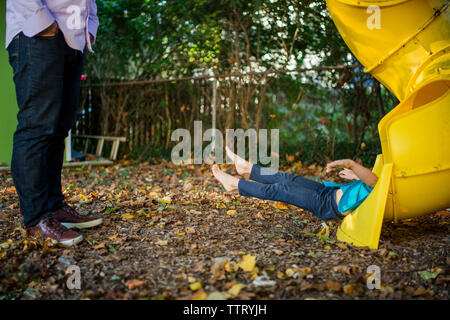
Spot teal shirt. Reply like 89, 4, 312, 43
323, 180, 373, 213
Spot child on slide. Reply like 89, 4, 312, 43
212, 147, 379, 220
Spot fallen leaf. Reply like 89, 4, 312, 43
264, 265, 275, 271
274, 202, 288, 210
417, 270, 438, 280
436, 276, 450, 285
228, 283, 245, 297
92, 242, 105, 249
332, 265, 355, 275
126, 279, 147, 290
120, 213, 135, 220
300, 281, 313, 291
285, 268, 295, 278
155, 239, 168, 246
192, 289, 208, 300
432, 268, 443, 275
206, 291, 229, 300
0, 242, 10, 249
326, 280, 341, 292
380, 284, 394, 294
238, 254, 256, 272
343, 284, 356, 295
249, 266, 259, 280
189, 282, 202, 291
183, 183, 194, 192
224, 260, 238, 273
298, 267, 312, 275
159, 196, 172, 204
210, 260, 227, 280
285, 154, 294, 162
192, 261, 205, 273
412, 286, 428, 297
273, 249, 283, 255
255, 212, 265, 220
186, 227, 196, 234
316, 225, 330, 242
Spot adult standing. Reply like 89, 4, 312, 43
6, 1, 103, 246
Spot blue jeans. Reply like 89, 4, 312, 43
7, 31, 84, 227
238, 165, 344, 220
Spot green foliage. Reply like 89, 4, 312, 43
80, 0, 396, 166
86, 0, 350, 80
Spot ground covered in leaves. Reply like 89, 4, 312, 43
0, 160, 449, 300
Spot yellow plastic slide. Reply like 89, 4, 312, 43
325, 0, 450, 249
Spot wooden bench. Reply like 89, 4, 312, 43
72, 134, 127, 161
0, 134, 127, 171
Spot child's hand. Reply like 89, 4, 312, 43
326, 159, 354, 173
339, 168, 359, 180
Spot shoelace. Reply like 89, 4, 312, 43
42, 217, 68, 237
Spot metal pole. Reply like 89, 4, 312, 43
211, 78, 217, 153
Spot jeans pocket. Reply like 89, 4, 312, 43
7, 35, 20, 75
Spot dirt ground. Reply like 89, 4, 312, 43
0, 160, 448, 300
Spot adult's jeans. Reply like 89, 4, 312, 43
238, 165, 344, 220
7, 31, 84, 227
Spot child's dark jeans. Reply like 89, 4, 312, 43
7, 32, 84, 227
238, 165, 344, 220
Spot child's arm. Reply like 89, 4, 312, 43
326, 159, 378, 187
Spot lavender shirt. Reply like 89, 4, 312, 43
5, 0, 99, 52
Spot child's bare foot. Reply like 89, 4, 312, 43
225, 146, 252, 176
212, 164, 239, 192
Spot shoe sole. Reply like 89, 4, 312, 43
61, 218, 104, 230
59, 234, 84, 247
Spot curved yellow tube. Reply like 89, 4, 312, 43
326, 0, 449, 100
326, 0, 450, 248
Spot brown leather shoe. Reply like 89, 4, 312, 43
52, 204, 103, 229
27, 217, 83, 247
